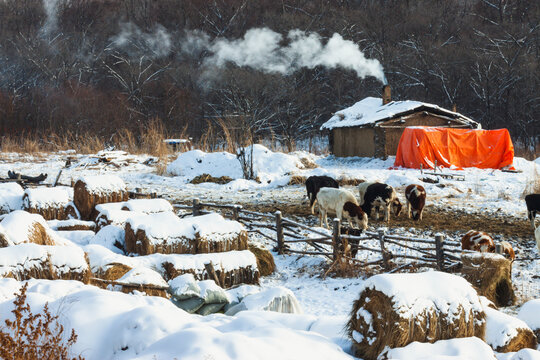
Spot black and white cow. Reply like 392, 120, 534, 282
305, 175, 339, 214
525, 194, 540, 229
359, 182, 402, 222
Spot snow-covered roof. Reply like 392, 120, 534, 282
321, 97, 480, 130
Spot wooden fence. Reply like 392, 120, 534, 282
171, 198, 506, 272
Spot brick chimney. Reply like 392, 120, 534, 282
382, 85, 391, 105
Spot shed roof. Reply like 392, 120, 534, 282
320, 97, 480, 130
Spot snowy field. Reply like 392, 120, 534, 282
0, 146, 539, 359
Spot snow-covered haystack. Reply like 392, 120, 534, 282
248, 243, 275, 276
225, 286, 303, 316
64, 201, 80, 219
484, 305, 537, 352
518, 300, 540, 340
0, 210, 58, 246
48, 219, 96, 231
94, 202, 144, 231
0, 243, 90, 282
114, 267, 169, 298
73, 175, 128, 220
120, 198, 173, 214
22, 186, 73, 220
461, 252, 515, 307
85, 245, 259, 288
0, 182, 24, 214
347, 271, 486, 360
379, 337, 497, 360
125, 212, 248, 256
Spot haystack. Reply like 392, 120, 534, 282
120, 198, 173, 214
484, 306, 537, 353
48, 219, 96, 231
22, 187, 73, 220
461, 252, 515, 307
64, 202, 80, 220
114, 267, 169, 298
160, 250, 259, 288
0, 243, 91, 283
95, 204, 144, 232
248, 243, 275, 276
125, 212, 248, 256
73, 175, 128, 220
517, 299, 540, 341
0, 182, 24, 214
338, 176, 365, 186
288, 175, 306, 185
0, 210, 57, 246
347, 271, 486, 360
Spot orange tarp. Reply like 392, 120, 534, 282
394, 127, 514, 170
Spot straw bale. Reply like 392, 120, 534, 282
22, 188, 72, 221
190, 174, 233, 184
64, 202, 80, 220
461, 252, 515, 307
248, 243, 275, 276
102, 263, 132, 280
95, 208, 136, 232
338, 177, 365, 186
347, 272, 486, 360
48, 219, 95, 231
73, 177, 128, 220
120, 198, 173, 214
288, 175, 307, 185
0, 244, 91, 283
125, 212, 248, 256
485, 306, 537, 353
1, 210, 57, 246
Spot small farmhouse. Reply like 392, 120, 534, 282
320, 86, 480, 158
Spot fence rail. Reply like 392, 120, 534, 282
172, 198, 513, 273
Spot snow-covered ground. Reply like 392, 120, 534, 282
0, 146, 539, 359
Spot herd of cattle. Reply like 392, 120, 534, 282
305, 175, 540, 261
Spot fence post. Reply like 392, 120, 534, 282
435, 234, 445, 271
151, 192, 157, 199
232, 205, 241, 221
378, 229, 391, 270
275, 211, 284, 255
495, 243, 503, 255
332, 218, 341, 262
193, 198, 200, 216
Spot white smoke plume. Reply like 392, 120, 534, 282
111, 23, 172, 58
40, 0, 60, 37
194, 28, 385, 83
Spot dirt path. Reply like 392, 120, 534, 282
240, 203, 535, 240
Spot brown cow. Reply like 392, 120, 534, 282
405, 184, 426, 221
461, 230, 495, 253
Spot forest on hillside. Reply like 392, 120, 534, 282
0, 0, 538, 152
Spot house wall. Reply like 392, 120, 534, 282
330, 112, 473, 158
332, 127, 375, 157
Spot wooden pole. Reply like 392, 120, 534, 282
53, 169, 63, 187
378, 229, 391, 270
435, 234, 445, 271
275, 211, 284, 255
193, 198, 200, 216
204, 261, 222, 287
332, 218, 341, 262
232, 205, 241, 221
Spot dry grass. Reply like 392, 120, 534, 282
190, 174, 233, 184
461, 253, 516, 307
288, 175, 307, 185
347, 287, 486, 360
248, 243, 275, 276
495, 326, 537, 353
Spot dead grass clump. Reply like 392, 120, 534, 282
461, 253, 515, 307
288, 175, 306, 185
0, 283, 84, 360
248, 243, 275, 276
299, 157, 319, 169
347, 287, 485, 360
190, 174, 233, 185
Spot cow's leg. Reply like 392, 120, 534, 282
385, 204, 390, 223
310, 195, 316, 214
407, 201, 411, 218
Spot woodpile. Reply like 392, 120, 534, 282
73, 175, 128, 220
0, 243, 91, 283
347, 272, 486, 360
22, 187, 72, 220
461, 252, 515, 307
125, 212, 248, 256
